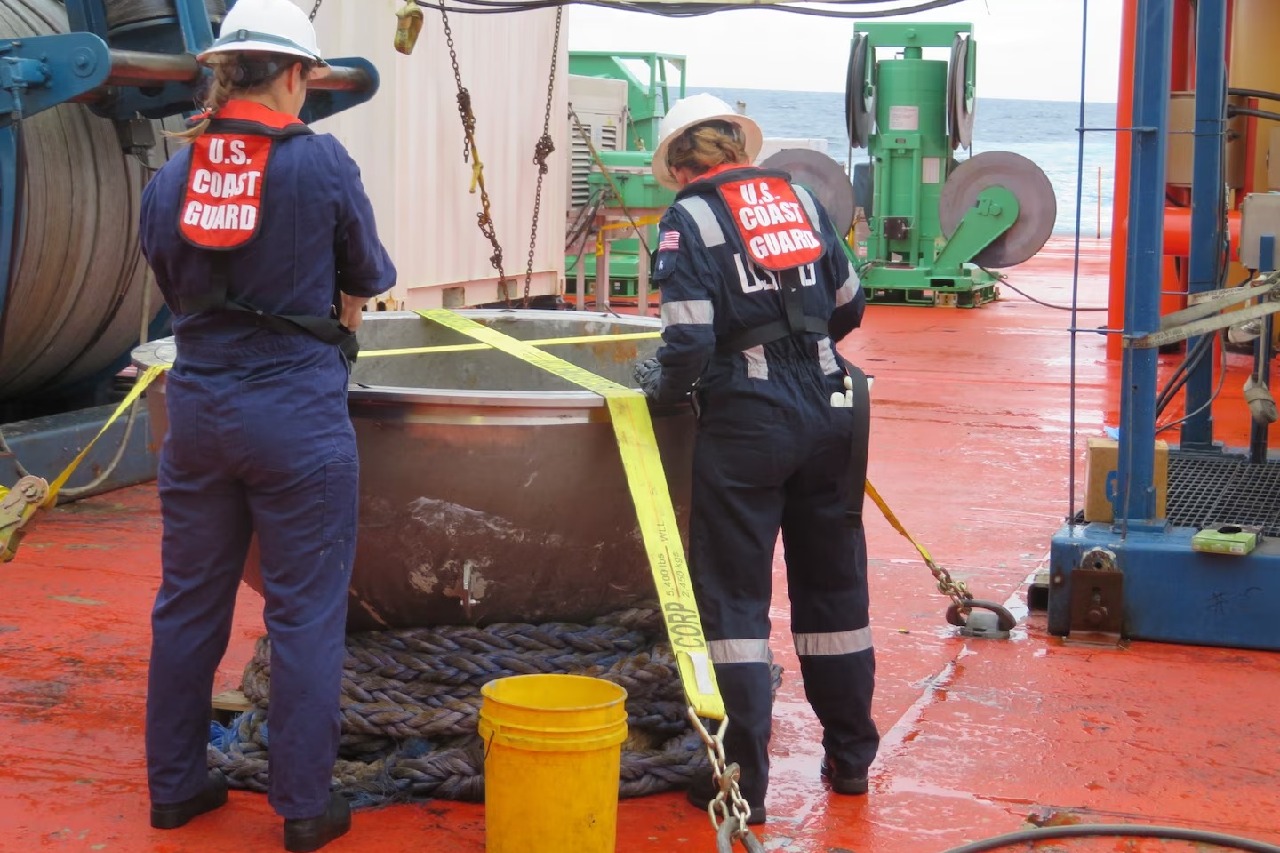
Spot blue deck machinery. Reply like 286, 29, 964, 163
1049, 0, 1280, 651
0, 0, 376, 501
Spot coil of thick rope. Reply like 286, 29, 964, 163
207, 605, 782, 807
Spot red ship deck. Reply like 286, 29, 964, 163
3, 236, 1278, 852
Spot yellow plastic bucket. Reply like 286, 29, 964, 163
478, 673, 629, 853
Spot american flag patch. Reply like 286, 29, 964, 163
658, 230, 680, 252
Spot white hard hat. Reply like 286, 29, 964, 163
198, 0, 327, 69
651, 93, 763, 191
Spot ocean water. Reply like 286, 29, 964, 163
693, 88, 1119, 237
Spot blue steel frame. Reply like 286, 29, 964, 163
1179, 0, 1228, 450
1048, 0, 1280, 652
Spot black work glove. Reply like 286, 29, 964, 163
633, 357, 663, 402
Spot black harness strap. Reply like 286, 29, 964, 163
182, 254, 359, 363
716, 316, 829, 353
717, 269, 829, 353
845, 361, 871, 528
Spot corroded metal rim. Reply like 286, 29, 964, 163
132, 309, 658, 410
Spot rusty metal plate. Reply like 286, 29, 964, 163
1069, 567, 1125, 635
938, 150, 1057, 268
760, 148, 857, 238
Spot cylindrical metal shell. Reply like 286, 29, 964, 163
133, 310, 695, 630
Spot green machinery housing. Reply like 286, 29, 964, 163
565, 52, 681, 300
848, 23, 1056, 307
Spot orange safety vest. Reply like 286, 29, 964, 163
179, 100, 312, 250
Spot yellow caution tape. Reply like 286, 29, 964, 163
359, 331, 659, 359
417, 308, 724, 720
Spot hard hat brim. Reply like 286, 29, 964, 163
651, 112, 763, 191
197, 41, 328, 69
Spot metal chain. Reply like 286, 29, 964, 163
686, 708, 761, 849
521, 7, 563, 307
864, 483, 971, 612
436, 0, 508, 295
308, 0, 323, 22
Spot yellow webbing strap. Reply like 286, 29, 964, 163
359, 331, 659, 359
416, 308, 724, 720
43, 365, 170, 506
1, 364, 166, 549
864, 480, 936, 566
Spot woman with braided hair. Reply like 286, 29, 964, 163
137, 0, 394, 849
634, 93, 878, 825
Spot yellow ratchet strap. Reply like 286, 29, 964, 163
416, 309, 724, 721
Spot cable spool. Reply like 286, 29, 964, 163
938, 151, 1056, 268
946, 34, 975, 150
0, 0, 177, 401
105, 0, 226, 34
844, 32, 873, 149
759, 148, 856, 238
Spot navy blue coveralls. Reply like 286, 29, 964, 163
138, 100, 395, 820
649, 164, 878, 808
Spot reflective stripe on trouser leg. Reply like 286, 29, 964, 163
781, 405, 880, 774
147, 450, 253, 804
247, 454, 358, 820
687, 412, 793, 808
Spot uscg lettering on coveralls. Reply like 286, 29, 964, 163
717, 177, 822, 272
180, 134, 272, 249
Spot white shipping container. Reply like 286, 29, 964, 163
304, 0, 569, 308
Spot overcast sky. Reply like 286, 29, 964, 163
567, 0, 1123, 103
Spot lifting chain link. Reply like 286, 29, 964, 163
308, 0, 323, 22
520, 8, 562, 307
437, 0, 509, 295
686, 708, 764, 852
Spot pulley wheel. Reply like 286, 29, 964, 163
845, 33, 873, 149
760, 148, 857, 237
946, 34, 975, 150
938, 151, 1056, 268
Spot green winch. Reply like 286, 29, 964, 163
848, 23, 1057, 307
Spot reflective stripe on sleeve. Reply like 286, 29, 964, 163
661, 299, 714, 327
835, 265, 861, 307
675, 196, 727, 248
794, 185, 822, 230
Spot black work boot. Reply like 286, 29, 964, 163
284, 793, 351, 853
150, 770, 229, 829
820, 754, 869, 795
685, 773, 766, 825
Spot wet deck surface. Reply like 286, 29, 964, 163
3, 237, 1279, 852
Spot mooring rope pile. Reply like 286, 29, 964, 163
208, 606, 780, 807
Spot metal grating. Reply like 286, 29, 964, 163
1166, 450, 1280, 536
